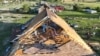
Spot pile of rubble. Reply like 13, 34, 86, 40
9, 6, 96, 56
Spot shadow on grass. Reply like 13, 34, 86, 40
0, 21, 22, 56
0, 9, 37, 15
0, 12, 35, 56
88, 29, 100, 42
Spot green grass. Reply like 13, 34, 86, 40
16, 17, 32, 24
0, 1, 35, 8
64, 2, 100, 8
68, 19, 100, 28
57, 11, 99, 18
78, 2, 100, 8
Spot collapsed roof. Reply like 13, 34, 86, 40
9, 7, 96, 56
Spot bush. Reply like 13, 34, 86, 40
22, 4, 30, 13
73, 4, 81, 11
84, 7, 91, 9
95, 7, 100, 12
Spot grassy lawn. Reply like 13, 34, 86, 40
0, 1, 35, 9
15, 15, 34, 24
67, 18, 100, 40
64, 2, 100, 8
67, 18, 100, 28
78, 2, 100, 8
57, 11, 100, 18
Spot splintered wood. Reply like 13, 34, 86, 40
13, 49, 23, 56
54, 31, 70, 44
13, 41, 95, 56
12, 27, 94, 56
43, 39, 56, 46
19, 35, 35, 45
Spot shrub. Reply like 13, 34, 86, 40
73, 4, 81, 11
84, 7, 91, 9
22, 4, 30, 13
95, 7, 100, 12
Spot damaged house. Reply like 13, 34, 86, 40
8, 5, 96, 56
